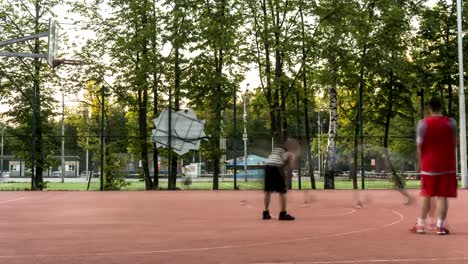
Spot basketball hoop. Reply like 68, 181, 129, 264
0, 18, 83, 69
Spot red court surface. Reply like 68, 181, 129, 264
1, 190, 467, 264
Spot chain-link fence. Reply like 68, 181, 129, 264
0, 127, 430, 191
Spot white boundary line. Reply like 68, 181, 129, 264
0, 209, 403, 258
0, 197, 25, 205
250, 256, 468, 264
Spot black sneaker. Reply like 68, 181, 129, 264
279, 211, 295, 221
263, 210, 272, 220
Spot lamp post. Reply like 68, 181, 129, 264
457, 0, 468, 188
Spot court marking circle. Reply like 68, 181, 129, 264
0, 209, 403, 258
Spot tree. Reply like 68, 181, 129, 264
67, 81, 130, 190
298, 0, 317, 189
186, 0, 243, 189
366, 0, 420, 187
0, 0, 61, 190
245, 0, 306, 143
70, 0, 168, 190
415, 0, 458, 116
315, 0, 358, 189
160, 0, 194, 190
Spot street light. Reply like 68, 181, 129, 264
457, 0, 468, 188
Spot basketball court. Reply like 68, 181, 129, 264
1, 190, 467, 264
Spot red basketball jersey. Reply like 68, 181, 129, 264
420, 117, 456, 174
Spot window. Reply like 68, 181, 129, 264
68, 164, 75, 171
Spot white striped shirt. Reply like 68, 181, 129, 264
266, 148, 286, 167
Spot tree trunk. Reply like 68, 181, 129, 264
324, 63, 338, 189
169, 1, 181, 190
212, 5, 225, 190
138, 88, 152, 190
303, 101, 315, 189
272, 1, 285, 140
212, 107, 221, 190
259, 0, 277, 142
351, 111, 359, 189
384, 72, 403, 188
104, 108, 112, 188
152, 0, 159, 189
354, 0, 374, 190
138, 6, 153, 191
299, 5, 315, 189
33, 1, 43, 190
438, 82, 444, 110
445, 11, 453, 117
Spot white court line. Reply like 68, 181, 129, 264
0, 197, 25, 205
0, 210, 355, 225
315, 209, 356, 217
0, 209, 403, 258
250, 256, 468, 264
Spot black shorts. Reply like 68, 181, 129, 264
264, 165, 287, 193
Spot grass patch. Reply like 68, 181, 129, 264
0, 179, 425, 191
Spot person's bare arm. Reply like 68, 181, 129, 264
284, 152, 297, 170
416, 120, 425, 171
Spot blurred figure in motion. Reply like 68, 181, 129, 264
410, 97, 457, 235
263, 138, 299, 221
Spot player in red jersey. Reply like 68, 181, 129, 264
410, 97, 457, 235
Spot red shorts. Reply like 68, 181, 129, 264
420, 174, 458, 198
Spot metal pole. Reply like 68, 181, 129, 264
220, 111, 226, 181
61, 91, 65, 183
359, 79, 365, 190
233, 87, 237, 190
457, 0, 468, 188
243, 90, 248, 182
296, 91, 301, 190
31, 82, 36, 190
86, 127, 89, 180
86, 107, 90, 181
100, 86, 105, 191
168, 87, 173, 189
